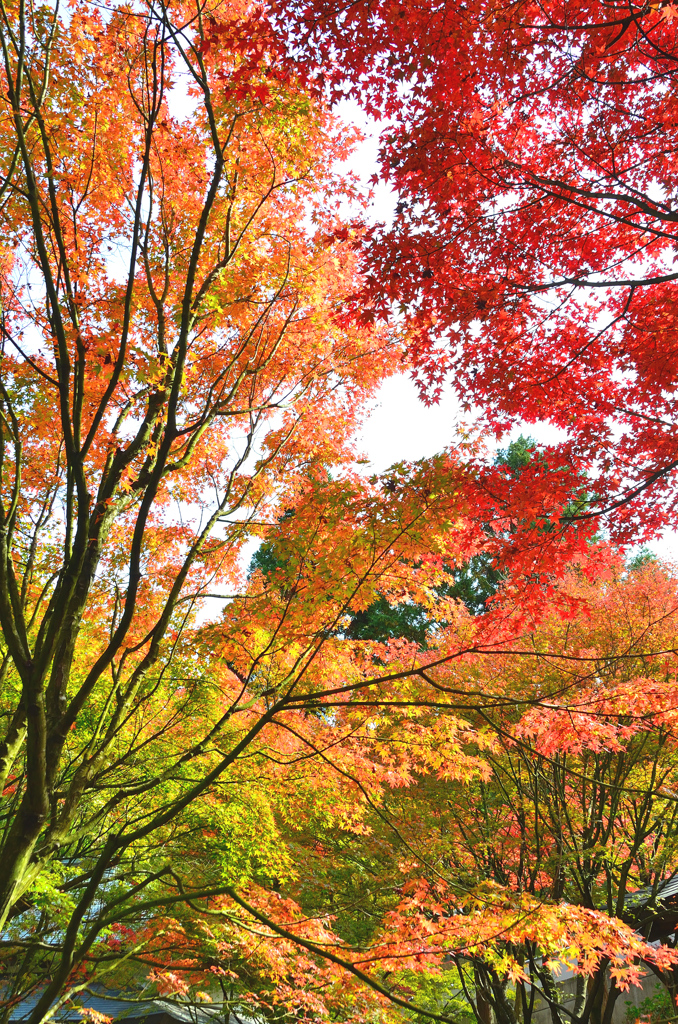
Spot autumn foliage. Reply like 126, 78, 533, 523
297, 0, 678, 542
2, 0, 678, 1023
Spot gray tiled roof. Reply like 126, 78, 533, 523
624, 875, 678, 912
6, 991, 224, 1023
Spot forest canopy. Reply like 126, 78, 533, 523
0, 2, 678, 1024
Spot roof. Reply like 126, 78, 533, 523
623, 876, 678, 941
6, 991, 226, 1024
624, 875, 678, 912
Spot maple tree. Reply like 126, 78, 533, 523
3, 0, 678, 1021
0, 0, 518, 1015
432, 556, 678, 1024
287, 0, 678, 546
268, 553, 678, 1024
79, 549, 678, 1024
